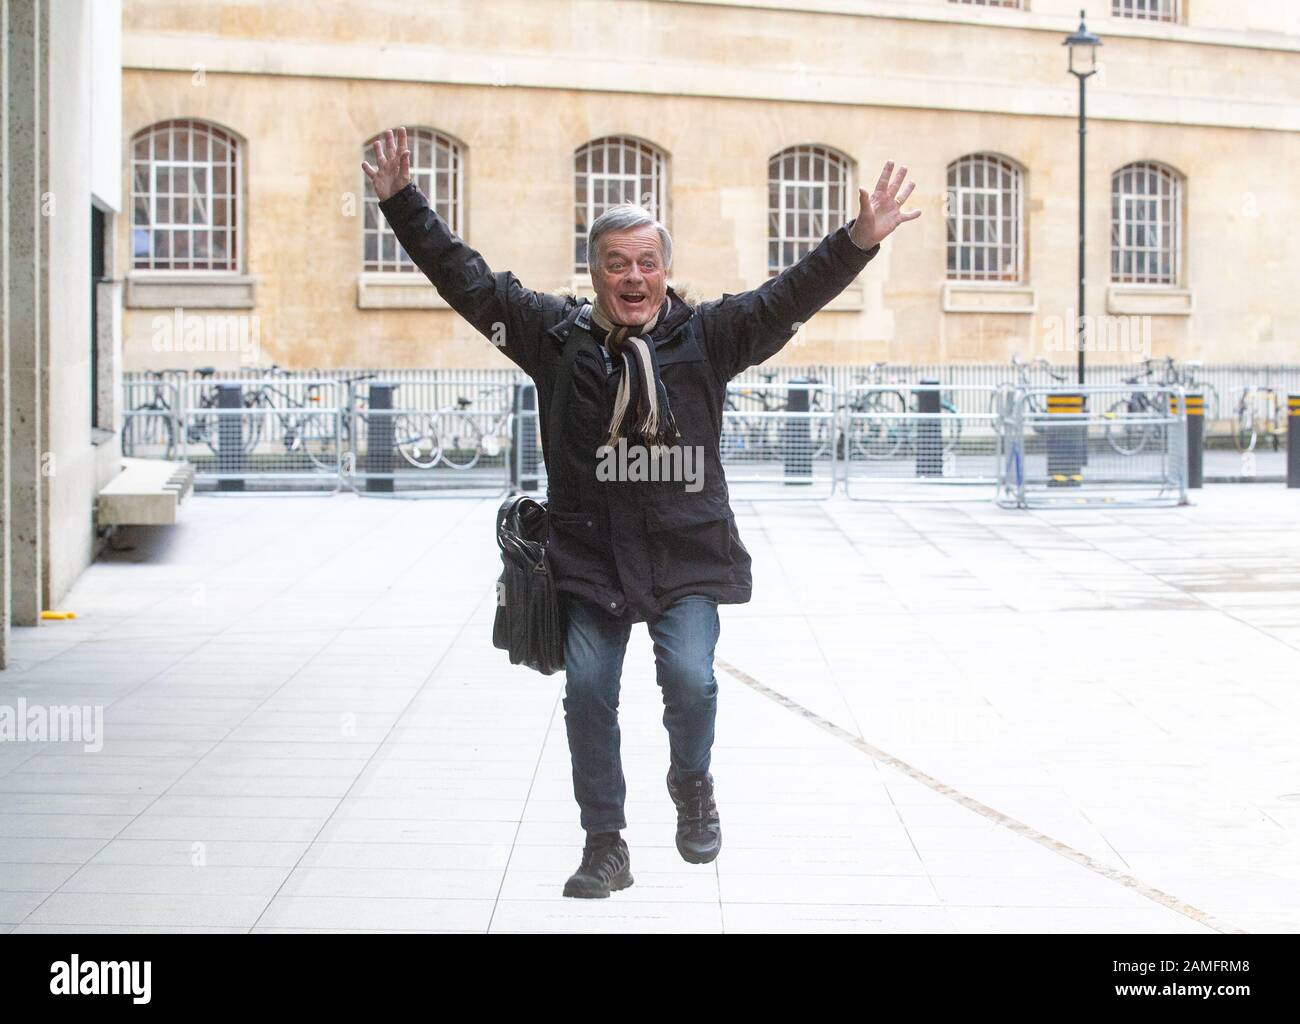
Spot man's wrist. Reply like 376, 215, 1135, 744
843, 219, 880, 258
379, 180, 417, 208
846, 218, 876, 252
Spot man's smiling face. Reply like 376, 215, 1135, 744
591, 225, 668, 327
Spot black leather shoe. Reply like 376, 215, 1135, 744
667, 767, 722, 864
563, 832, 634, 898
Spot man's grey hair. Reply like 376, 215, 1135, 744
587, 204, 673, 273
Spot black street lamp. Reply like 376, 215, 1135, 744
1064, 9, 1102, 386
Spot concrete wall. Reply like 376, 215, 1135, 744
7, 0, 46, 629
2, 0, 122, 662
44, 0, 102, 607
1, 0, 10, 667
116, 0, 1300, 370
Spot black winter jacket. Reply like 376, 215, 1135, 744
378, 183, 880, 624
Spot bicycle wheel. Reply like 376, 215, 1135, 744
1189, 383, 1220, 443
940, 400, 962, 453
756, 413, 785, 462
281, 410, 340, 472
122, 404, 177, 459
1233, 399, 1257, 453
1104, 398, 1151, 456
989, 389, 1010, 436
809, 414, 834, 460
851, 390, 906, 459
432, 411, 484, 471
238, 392, 270, 455
393, 413, 441, 469
191, 405, 262, 456
1260, 391, 1283, 452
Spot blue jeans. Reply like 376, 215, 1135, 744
561, 592, 721, 833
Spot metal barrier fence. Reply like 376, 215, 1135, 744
842, 383, 1003, 501
337, 378, 518, 493
157, 375, 522, 492
122, 376, 183, 460
181, 379, 343, 488
722, 362, 1300, 444
121, 365, 1292, 503
126, 362, 1300, 444
512, 405, 545, 493
996, 385, 1188, 508
720, 381, 837, 499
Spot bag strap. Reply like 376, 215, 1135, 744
543, 309, 591, 495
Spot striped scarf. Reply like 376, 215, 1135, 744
589, 296, 683, 450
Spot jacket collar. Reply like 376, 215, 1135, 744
548, 287, 694, 351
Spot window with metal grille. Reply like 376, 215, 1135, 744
131, 119, 240, 271
574, 137, 667, 273
1112, 0, 1179, 22
1111, 162, 1181, 284
768, 145, 851, 276
945, 154, 1024, 282
363, 128, 463, 273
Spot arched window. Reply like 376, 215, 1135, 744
1112, 162, 1181, 285
1112, 0, 1179, 22
362, 128, 463, 272
574, 137, 667, 272
131, 119, 241, 271
946, 153, 1024, 282
768, 144, 852, 276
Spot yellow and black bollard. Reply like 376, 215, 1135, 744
1045, 392, 1085, 487
1170, 392, 1204, 489
1288, 394, 1300, 489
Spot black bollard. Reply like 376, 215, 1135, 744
216, 383, 245, 492
1289, 394, 1300, 489
1046, 392, 1085, 487
511, 382, 539, 492
366, 382, 397, 493
783, 379, 813, 485
915, 380, 942, 477
1175, 392, 1204, 490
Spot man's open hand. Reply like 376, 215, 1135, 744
362, 127, 412, 202
850, 161, 921, 251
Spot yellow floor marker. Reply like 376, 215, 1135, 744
41, 610, 77, 620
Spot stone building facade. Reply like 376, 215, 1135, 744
115, 0, 1299, 374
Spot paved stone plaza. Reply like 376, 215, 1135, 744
2, 484, 1297, 933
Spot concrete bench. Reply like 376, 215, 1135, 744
96, 457, 195, 526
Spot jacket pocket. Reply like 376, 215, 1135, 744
645, 499, 736, 596
546, 509, 612, 589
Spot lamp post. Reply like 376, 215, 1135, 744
1063, 10, 1101, 386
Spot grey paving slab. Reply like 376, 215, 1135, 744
3, 487, 1297, 932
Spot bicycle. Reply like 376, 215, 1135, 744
1165, 358, 1220, 440
122, 369, 185, 459
1104, 358, 1174, 456
186, 365, 338, 471
846, 364, 961, 460
989, 356, 1070, 430
721, 370, 785, 462
392, 384, 515, 471
1233, 385, 1284, 453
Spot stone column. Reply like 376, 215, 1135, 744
0, 0, 11, 666
6, 0, 44, 626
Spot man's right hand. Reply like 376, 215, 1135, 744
362, 127, 412, 202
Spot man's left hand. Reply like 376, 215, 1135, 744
850, 161, 922, 251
